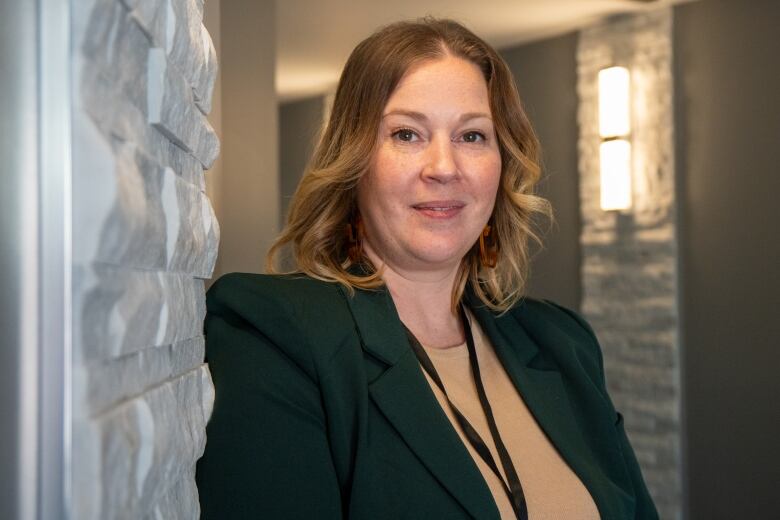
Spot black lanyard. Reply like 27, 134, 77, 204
403, 305, 529, 520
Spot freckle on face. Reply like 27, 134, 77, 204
357, 55, 502, 273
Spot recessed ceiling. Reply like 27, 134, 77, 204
277, 0, 698, 102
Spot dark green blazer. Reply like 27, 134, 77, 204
196, 273, 658, 519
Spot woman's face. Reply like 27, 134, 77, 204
357, 55, 502, 275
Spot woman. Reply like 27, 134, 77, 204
196, 18, 658, 520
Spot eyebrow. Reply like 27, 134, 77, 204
382, 109, 492, 123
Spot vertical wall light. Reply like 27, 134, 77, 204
598, 66, 632, 211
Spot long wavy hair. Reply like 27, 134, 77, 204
267, 17, 551, 312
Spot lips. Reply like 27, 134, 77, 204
411, 200, 465, 219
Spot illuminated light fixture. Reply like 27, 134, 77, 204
599, 66, 631, 137
600, 140, 632, 210
598, 66, 632, 211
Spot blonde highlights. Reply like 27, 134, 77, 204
268, 18, 551, 312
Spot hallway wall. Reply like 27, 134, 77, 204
279, 96, 325, 227
674, 0, 780, 516
207, 0, 278, 279
500, 33, 582, 312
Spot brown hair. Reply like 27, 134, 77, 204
267, 17, 550, 311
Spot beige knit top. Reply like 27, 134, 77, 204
418, 311, 601, 520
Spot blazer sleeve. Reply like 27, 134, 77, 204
550, 302, 659, 520
195, 277, 342, 519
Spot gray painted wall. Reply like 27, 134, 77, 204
500, 34, 582, 312
674, 0, 780, 517
279, 96, 325, 225
211, 0, 278, 278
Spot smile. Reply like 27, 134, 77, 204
412, 201, 465, 219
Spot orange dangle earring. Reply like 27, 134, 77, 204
346, 215, 364, 262
479, 223, 499, 268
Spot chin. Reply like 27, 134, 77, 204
411, 243, 471, 268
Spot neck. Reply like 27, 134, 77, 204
363, 243, 465, 349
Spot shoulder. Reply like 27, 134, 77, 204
205, 273, 355, 377
510, 297, 599, 344
207, 271, 345, 314
507, 297, 607, 390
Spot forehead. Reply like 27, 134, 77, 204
383, 56, 491, 116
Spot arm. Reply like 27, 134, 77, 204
550, 302, 659, 520
613, 411, 658, 520
195, 307, 342, 519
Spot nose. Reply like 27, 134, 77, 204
422, 135, 458, 183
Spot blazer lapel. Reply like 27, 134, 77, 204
340, 285, 500, 520
341, 282, 634, 519
466, 293, 635, 519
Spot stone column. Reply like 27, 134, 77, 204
71, 0, 219, 517
577, 9, 681, 520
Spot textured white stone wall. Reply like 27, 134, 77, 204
577, 9, 681, 520
71, 0, 219, 518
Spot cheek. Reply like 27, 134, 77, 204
356, 168, 402, 231
356, 179, 380, 229
364, 155, 411, 206
478, 158, 502, 211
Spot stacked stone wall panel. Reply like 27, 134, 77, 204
577, 9, 681, 520
72, 0, 219, 518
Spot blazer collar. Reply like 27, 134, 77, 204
339, 283, 408, 366
340, 282, 635, 520
340, 276, 542, 367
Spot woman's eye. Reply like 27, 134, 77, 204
462, 131, 486, 143
392, 128, 418, 142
